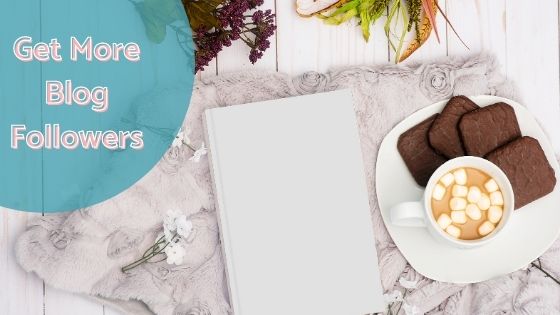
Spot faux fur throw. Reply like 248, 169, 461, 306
16, 54, 560, 315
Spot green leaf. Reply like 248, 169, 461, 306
184, 0, 222, 30
323, 0, 360, 24
326, 7, 359, 25
384, 0, 400, 52
359, 2, 372, 41
328, 0, 361, 16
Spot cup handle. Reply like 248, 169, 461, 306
390, 201, 427, 227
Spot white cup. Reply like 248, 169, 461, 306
390, 156, 515, 248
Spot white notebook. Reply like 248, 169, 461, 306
204, 90, 384, 315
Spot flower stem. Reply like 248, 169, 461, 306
531, 262, 560, 286
121, 233, 178, 273
183, 141, 197, 152
395, 290, 407, 315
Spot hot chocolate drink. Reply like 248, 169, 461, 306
431, 167, 505, 240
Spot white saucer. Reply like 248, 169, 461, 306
376, 95, 560, 283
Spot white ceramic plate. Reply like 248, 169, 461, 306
376, 95, 560, 283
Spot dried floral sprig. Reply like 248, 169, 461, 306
185, 0, 277, 72
121, 233, 178, 272
173, 128, 208, 162
133, 0, 276, 73
122, 210, 194, 272
531, 258, 560, 286
406, 0, 421, 33
309, 0, 467, 63
385, 277, 419, 315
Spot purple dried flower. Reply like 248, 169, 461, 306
190, 0, 276, 72
249, 49, 263, 63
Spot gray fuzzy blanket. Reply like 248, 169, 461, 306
16, 54, 560, 315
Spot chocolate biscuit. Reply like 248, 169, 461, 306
429, 96, 479, 158
487, 136, 556, 209
398, 115, 447, 186
459, 102, 521, 157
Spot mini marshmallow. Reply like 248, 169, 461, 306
488, 206, 503, 224
484, 179, 499, 193
467, 186, 482, 203
437, 213, 452, 230
450, 197, 467, 211
453, 168, 468, 185
490, 191, 504, 206
440, 173, 455, 187
465, 203, 482, 220
478, 221, 495, 236
446, 225, 461, 238
452, 185, 468, 197
451, 211, 467, 224
477, 193, 491, 210
432, 184, 446, 201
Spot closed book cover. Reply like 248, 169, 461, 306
205, 89, 384, 315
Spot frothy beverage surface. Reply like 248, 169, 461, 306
431, 167, 505, 240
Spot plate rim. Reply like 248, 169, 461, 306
375, 95, 560, 283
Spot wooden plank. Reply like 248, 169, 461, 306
0, 0, 45, 313
44, 287, 104, 315
446, 0, 507, 70
103, 305, 125, 315
217, 0, 278, 74
0, 209, 45, 315
505, 1, 560, 152
276, 1, 389, 75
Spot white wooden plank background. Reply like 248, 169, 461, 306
2, 0, 560, 314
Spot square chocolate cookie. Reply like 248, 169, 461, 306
459, 102, 521, 157
487, 136, 556, 209
398, 115, 447, 186
429, 95, 479, 158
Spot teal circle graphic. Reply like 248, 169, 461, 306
0, 0, 194, 212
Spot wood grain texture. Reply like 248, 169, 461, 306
0, 1, 48, 314
3, 1, 560, 314
505, 0, 560, 152
0, 210, 44, 315
44, 288, 104, 315
446, 0, 507, 66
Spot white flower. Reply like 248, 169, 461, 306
164, 229, 175, 243
176, 216, 193, 238
164, 241, 186, 265
403, 303, 421, 315
163, 209, 182, 232
172, 131, 184, 148
383, 290, 403, 305
399, 277, 418, 289
189, 142, 207, 162
172, 128, 191, 148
